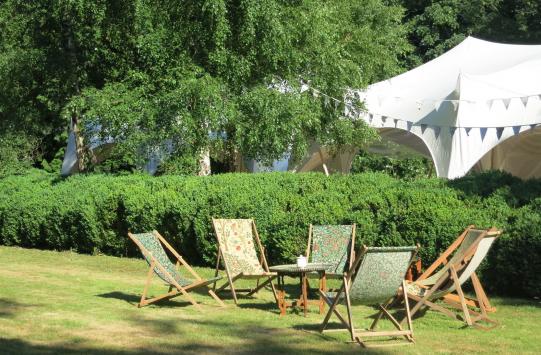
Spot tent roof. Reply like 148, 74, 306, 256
357, 37, 541, 179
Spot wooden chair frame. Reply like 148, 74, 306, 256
211, 218, 278, 305
417, 225, 496, 312
403, 227, 501, 329
128, 231, 225, 311
320, 246, 418, 348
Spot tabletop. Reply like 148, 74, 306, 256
269, 262, 333, 273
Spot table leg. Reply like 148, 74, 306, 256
319, 271, 327, 314
278, 275, 286, 316
302, 272, 308, 317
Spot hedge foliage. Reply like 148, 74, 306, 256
1, 170, 540, 297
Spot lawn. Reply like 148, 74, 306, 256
0, 246, 539, 354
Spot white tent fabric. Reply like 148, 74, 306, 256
240, 142, 357, 174
355, 37, 541, 179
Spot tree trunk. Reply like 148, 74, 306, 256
198, 148, 211, 176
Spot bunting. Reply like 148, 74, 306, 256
434, 126, 441, 139
297, 81, 540, 143
480, 128, 488, 141
496, 127, 505, 139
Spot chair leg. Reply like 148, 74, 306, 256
471, 272, 495, 312
450, 265, 472, 326
139, 261, 156, 307
403, 280, 414, 340
402, 272, 449, 324
269, 278, 280, 306
370, 297, 394, 330
320, 282, 346, 332
207, 288, 226, 308
246, 276, 275, 296
343, 278, 356, 342
229, 279, 239, 305
213, 249, 221, 292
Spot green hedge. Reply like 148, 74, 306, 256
0, 170, 540, 297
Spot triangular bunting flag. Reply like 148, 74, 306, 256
334, 100, 339, 109
451, 101, 459, 112
381, 116, 387, 124
407, 121, 413, 131
520, 96, 529, 108
480, 127, 488, 141
324, 96, 330, 107
502, 98, 511, 110
530, 124, 538, 131
465, 127, 472, 136
434, 126, 441, 139
421, 124, 427, 133
496, 127, 504, 139
512, 126, 521, 135
300, 83, 309, 93
368, 113, 373, 123
393, 118, 399, 127
449, 127, 457, 136
487, 99, 495, 110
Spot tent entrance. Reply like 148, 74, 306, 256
472, 126, 541, 179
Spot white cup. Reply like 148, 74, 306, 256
297, 255, 307, 268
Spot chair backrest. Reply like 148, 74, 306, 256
420, 228, 485, 286
349, 246, 417, 305
309, 224, 355, 274
128, 231, 190, 286
212, 219, 265, 277
431, 232, 498, 298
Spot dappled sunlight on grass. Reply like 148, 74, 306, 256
0, 246, 540, 354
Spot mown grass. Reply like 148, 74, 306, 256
0, 246, 539, 354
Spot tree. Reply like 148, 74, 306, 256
0, 0, 138, 165
396, 0, 541, 64
0, 0, 409, 174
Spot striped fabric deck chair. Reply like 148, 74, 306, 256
306, 224, 356, 279
404, 227, 501, 329
415, 225, 497, 312
320, 246, 418, 348
128, 231, 225, 310
212, 218, 278, 305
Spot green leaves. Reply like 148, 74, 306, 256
2, 171, 541, 296
1, 1, 411, 173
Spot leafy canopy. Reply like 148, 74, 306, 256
0, 0, 411, 172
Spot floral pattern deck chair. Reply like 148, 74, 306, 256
306, 224, 356, 279
128, 231, 225, 310
212, 218, 278, 305
404, 227, 501, 329
320, 245, 419, 348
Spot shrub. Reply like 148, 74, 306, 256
0, 170, 539, 297
0, 132, 41, 177
350, 149, 432, 179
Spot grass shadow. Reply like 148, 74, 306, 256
96, 291, 192, 309
0, 298, 35, 318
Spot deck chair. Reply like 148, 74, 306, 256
306, 224, 356, 279
320, 246, 418, 348
128, 231, 225, 310
212, 218, 278, 305
403, 227, 501, 329
415, 225, 496, 312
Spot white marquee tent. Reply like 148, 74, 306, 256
354, 36, 541, 179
